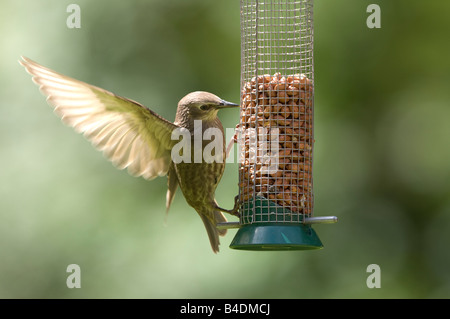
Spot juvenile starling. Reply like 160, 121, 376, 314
20, 56, 239, 253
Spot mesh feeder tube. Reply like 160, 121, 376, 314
229, 0, 336, 250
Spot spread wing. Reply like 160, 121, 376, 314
20, 56, 179, 180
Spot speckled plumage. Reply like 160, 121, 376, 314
171, 99, 231, 253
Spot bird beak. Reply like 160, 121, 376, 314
217, 99, 240, 109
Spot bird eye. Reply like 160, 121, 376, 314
200, 104, 210, 111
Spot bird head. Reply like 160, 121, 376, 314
176, 91, 239, 123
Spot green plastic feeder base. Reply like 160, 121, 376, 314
229, 196, 323, 251
229, 223, 323, 251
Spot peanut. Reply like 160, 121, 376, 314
239, 73, 314, 215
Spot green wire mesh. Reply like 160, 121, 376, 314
238, 0, 315, 226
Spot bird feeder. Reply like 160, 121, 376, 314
223, 0, 337, 250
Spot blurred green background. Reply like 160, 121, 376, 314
1, 0, 450, 298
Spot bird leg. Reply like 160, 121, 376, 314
225, 135, 236, 159
225, 125, 241, 159
215, 195, 240, 218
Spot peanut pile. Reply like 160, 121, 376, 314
239, 73, 313, 215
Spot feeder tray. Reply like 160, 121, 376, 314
223, 0, 336, 251
229, 196, 323, 250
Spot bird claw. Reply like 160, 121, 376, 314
216, 195, 241, 218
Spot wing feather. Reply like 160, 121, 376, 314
20, 56, 178, 180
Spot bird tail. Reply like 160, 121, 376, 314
200, 210, 228, 253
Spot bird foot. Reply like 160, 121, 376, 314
216, 195, 240, 218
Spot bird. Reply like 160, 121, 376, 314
19, 56, 240, 253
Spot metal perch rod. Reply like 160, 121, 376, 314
217, 215, 337, 230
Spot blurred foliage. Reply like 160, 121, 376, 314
1, 0, 450, 298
